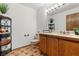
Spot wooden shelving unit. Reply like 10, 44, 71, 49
0, 15, 12, 56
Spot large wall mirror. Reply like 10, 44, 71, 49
66, 12, 79, 31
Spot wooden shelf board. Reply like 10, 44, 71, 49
0, 39, 11, 46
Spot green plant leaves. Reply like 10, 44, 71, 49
0, 3, 9, 14
74, 28, 79, 35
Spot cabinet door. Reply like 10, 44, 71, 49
46, 36, 58, 56
59, 39, 79, 56
39, 34, 46, 54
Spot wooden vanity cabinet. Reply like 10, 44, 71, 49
59, 39, 79, 56
46, 35, 58, 56
39, 34, 79, 56
39, 34, 47, 54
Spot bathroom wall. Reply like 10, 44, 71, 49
47, 6, 79, 31
6, 3, 37, 49
36, 6, 79, 32
36, 7, 48, 32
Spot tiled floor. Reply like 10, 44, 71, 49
6, 43, 44, 56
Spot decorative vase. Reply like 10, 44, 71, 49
0, 13, 8, 16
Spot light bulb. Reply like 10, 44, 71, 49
54, 4, 58, 8
58, 3, 63, 6
51, 7, 54, 9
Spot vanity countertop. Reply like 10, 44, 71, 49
39, 32, 79, 42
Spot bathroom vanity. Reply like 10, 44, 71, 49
39, 32, 79, 56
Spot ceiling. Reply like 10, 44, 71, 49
21, 3, 56, 10
21, 3, 79, 15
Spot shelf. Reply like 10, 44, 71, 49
0, 25, 11, 27
48, 24, 54, 25
0, 39, 11, 46
0, 32, 10, 36
0, 15, 12, 56
0, 15, 11, 20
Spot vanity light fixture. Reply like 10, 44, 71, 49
46, 3, 65, 13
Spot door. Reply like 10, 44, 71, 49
66, 13, 79, 31
66, 15, 75, 30
46, 35, 58, 56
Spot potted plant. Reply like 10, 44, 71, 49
74, 28, 79, 35
0, 3, 9, 15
